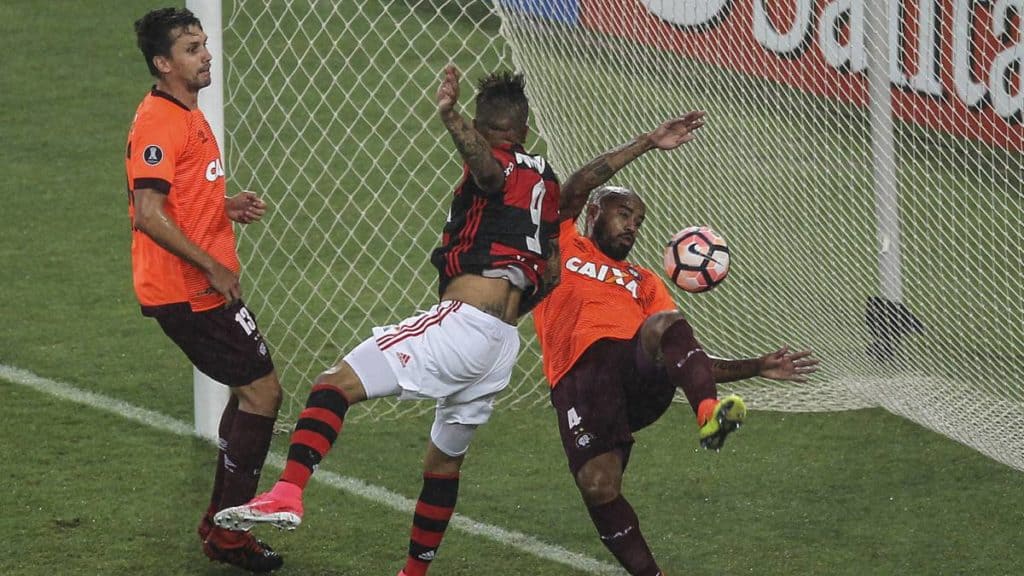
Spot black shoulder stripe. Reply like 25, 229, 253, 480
133, 178, 171, 195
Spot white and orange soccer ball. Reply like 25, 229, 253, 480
663, 226, 730, 293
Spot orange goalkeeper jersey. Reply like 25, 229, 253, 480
533, 219, 677, 387
125, 88, 240, 313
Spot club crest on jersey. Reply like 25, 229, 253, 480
564, 256, 640, 298
142, 145, 163, 166
575, 432, 595, 448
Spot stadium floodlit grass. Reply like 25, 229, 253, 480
2, 1, 1024, 575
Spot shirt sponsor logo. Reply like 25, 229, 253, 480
205, 158, 225, 182
565, 256, 640, 298
143, 145, 163, 166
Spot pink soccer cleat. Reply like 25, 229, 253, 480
214, 482, 304, 531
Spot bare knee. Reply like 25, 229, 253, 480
575, 453, 624, 507
234, 371, 283, 417
640, 310, 687, 358
424, 441, 465, 476
314, 361, 368, 405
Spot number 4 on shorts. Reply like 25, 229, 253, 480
567, 407, 582, 429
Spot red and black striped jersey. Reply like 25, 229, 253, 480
431, 143, 560, 297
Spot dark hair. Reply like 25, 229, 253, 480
474, 70, 529, 133
134, 7, 202, 77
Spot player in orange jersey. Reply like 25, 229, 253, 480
127, 8, 282, 572
533, 111, 819, 576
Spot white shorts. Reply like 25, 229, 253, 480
344, 300, 520, 426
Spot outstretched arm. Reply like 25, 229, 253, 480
437, 64, 505, 194
560, 110, 706, 221
711, 346, 819, 384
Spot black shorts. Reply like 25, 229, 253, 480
151, 300, 275, 387
549, 333, 676, 475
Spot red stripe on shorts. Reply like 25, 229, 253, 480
377, 302, 462, 351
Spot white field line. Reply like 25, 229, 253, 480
0, 364, 624, 575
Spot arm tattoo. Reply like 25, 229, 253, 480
561, 135, 653, 219
589, 159, 616, 183
710, 357, 761, 383
442, 110, 503, 192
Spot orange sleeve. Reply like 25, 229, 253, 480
128, 108, 184, 194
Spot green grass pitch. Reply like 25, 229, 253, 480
0, 1, 1022, 575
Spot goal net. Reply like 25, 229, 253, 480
223, 1, 1024, 470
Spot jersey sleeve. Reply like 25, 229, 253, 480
128, 110, 184, 195
643, 272, 678, 315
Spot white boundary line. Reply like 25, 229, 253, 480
0, 364, 623, 575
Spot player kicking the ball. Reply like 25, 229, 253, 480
533, 111, 819, 575
214, 65, 560, 576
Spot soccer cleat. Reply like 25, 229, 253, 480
214, 483, 304, 531
697, 394, 747, 451
197, 514, 214, 542
202, 527, 284, 573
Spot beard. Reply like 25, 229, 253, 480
593, 221, 633, 261
187, 72, 212, 92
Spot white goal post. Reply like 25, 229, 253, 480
193, 0, 1022, 471
187, 0, 230, 441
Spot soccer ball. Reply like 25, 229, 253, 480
663, 226, 730, 293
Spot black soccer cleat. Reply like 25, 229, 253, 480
202, 528, 284, 573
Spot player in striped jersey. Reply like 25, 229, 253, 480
215, 65, 561, 576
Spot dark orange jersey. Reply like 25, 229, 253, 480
125, 88, 240, 313
533, 219, 677, 387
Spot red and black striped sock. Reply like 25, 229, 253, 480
280, 383, 350, 489
660, 318, 716, 415
402, 472, 459, 576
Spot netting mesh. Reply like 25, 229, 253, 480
224, 0, 1024, 470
